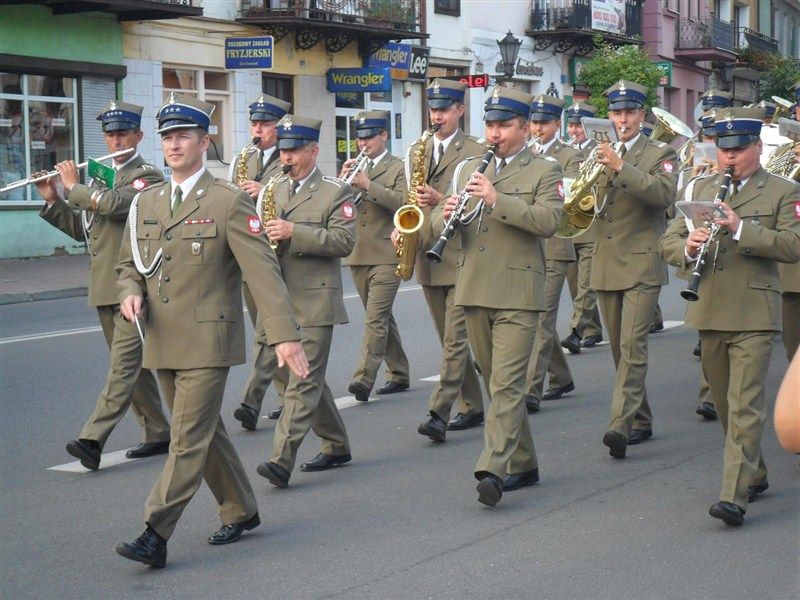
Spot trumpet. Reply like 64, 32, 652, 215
426, 146, 496, 263
0, 148, 135, 194
527, 136, 543, 154
343, 148, 370, 206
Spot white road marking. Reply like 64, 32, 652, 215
420, 374, 440, 382
47, 449, 135, 473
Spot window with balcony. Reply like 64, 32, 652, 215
434, 0, 460, 17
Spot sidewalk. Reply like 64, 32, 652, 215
0, 254, 89, 305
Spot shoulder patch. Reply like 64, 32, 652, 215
321, 175, 344, 188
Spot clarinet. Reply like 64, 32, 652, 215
680, 166, 734, 302
426, 146, 496, 263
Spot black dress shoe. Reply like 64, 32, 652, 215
693, 340, 702, 357
627, 428, 653, 445
476, 474, 503, 507
709, 501, 744, 525
580, 334, 603, 348
560, 330, 582, 354
301, 452, 352, 472
208, 512, 260, 545
376, 381, 409, 395
502, 468, 539, 492
542, 381, 575, 401
418, 413, 447, 442
525, 394, 541, 413
126, 440, 170, 459
267, 407, 283, 420
66, 439, 101, 471
447, 412, 484, 430
256, 461, 290, 488
748, 481, 769, 502
602, 430, 627, 458
696, 402, 718, 420
234, 404, 259, 430
348, 381, 371, 402
649, 320, 664, 334
115, 526, 167, 567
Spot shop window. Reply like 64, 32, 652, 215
434, 0, 460, 17
1, 73, 78, 204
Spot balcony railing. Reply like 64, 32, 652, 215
736, 27, 779, 54
529, 0, 642, 40
3, 0, 203, 20
240, 0, 421, 33
675, 17, 735, 52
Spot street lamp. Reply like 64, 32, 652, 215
718, 62, 735, 92
497, 31, 522, 79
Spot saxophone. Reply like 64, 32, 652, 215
236, 136, 261, 187
258, 164, 291, 250
394, 124, 440, 280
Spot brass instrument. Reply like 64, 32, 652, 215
343, 148, 370, 207
258, 164, 291, 250
765, 142, 800, 180
235, 136, 261, 187
0, 148, 134, 194
394, 124, 440, 280
771, 95, 794, 122
527, 136, 543, 154
650, 107, 694, 143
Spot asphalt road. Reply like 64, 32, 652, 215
1, 272, 797, 599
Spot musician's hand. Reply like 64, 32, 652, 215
686, 227, 710, 258
712, 201, 741, 233
415, 184, 442, 207
351, 170, 370, 192
464, 171, 498, 207
339, 158, 357, 179
32, 171, 59, 205
595, 142, 624, 173
390, 228, 401, 248
120, 294, 144, 322
55, 161, 79, 191
275, 340, 310, 379
240, 180, 264, 199
265, 218, 293, 241
442, 195, 462, 220
691, 159, 717, 177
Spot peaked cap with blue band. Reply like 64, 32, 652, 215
604, 80, 647, 110
701, 89, 733, 111
249, 93, 290, 122
276, 114, 322, 149
484, 86, 534, 122
354, 110, 389, 138
97, 101, 142, 132
157, 93, 214, 134
565, 101, 597, 123
426, 78, 467, 109
700, 109, 718, 137
529, 94, 565, 122
755, 100, 776, 119
714, 107, 764, 149
641, 121, 655, 137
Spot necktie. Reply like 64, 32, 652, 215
171, 186, 183, 216
291, 180, 300, 198
496, 158, 506, 175
618, 144, 627, 158
436, 142, 444, 165
729, 181, 740, 199
367, 160, 374, 174
258, 149, 266, 166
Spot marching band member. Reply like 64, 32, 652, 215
37, 100, 170, 470
342, 111, 411, 403
659, 107, 800, 525
115, 94, 308, 566
431, 86, 562, 505
592, 80, 678, 459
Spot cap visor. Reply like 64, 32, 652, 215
528, 112, 558, 122
250, 112, 279, 122
355, 128, 383, 138
157, 121, 203, 134
103, 121, 138, 132
715, 134, 758, 149
428, 98, 456, 109
277, 138, 311, 149
608, 100, 642, 111
701, 127, 716, 137
484, 109, 521, 122
567, 116, 583, 123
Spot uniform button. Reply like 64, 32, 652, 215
720, 247, 726, 253
296, 325, 301, 330
163, 276, 170, 282
608, 200, 615, 205
501, 215, 507, 220
479, 245, 485, 251
607, 217, 613, 222
321, 282, 326, 286
723, 230, 729, 235
165, 255, 171, 260
162, 297, 169, 303
526, 264, 531, 269
361, 222, 366, 226
305, 217, 311, 222
92, 251, 97, 256
607, 234, 613, 239
93, 235, 98, 240
766, 283, 771, 288
745, 248, 751, 253
218, 313, 224, 319
165, 233, 171, 240
718, 266, 724, 271
482, 227, 488, 233
754, 210, 759, 214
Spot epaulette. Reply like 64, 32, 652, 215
140, 162, 159, 170
538, 155, 558, 163
322, 175, 345, 188
651, 140, 667, 148
145, 179, 169, 189
212, 178, 241, 192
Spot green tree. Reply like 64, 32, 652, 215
754, 54, 800, 104
577, 38, 663, 117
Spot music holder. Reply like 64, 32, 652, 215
675, 200, 726, 222
581, 117, 619, 144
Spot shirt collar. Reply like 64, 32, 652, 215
171, 166, 206, 199
434, 129, 459, 155
370, 149, 388, 167
540, 137, 558, 154
260, 145, 276, 165
291, 166, 318, 194
113, 151, 139, 171
497, 144, 527, 168
623, 133, 642, 153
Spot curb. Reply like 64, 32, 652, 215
0, 286, 88, 306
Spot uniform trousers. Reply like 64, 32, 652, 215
240, 282, 281, 414
567, 241, 603, 338
464, 307, 538, 479
422, 284, 484, 421
526, 259, 573, 400
79, 305, 169, 447
271, 325, 350, 472
782, 292, 800, 361
700, 330, 773, 510
597, 285, 659, 437
349, 264, 410, 389
145, 367, 256, 540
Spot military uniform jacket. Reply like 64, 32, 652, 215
543, 139, 580, 261
779, 256, 800, 293
346, 153, 407, 266
590, 135, 678, 290
116, 170, 301, 370
228, 146, 281, 186
40, 154, 163, 307
659, 168, 800, 331
431, 152, 563, 311
272, 168, 356, 327
408, 129, 487, 286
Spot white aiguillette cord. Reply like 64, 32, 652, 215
134, 314, 145, 343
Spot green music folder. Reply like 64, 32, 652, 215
87, 158, 115, 189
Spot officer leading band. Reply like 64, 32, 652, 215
31, 78, 800, 566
